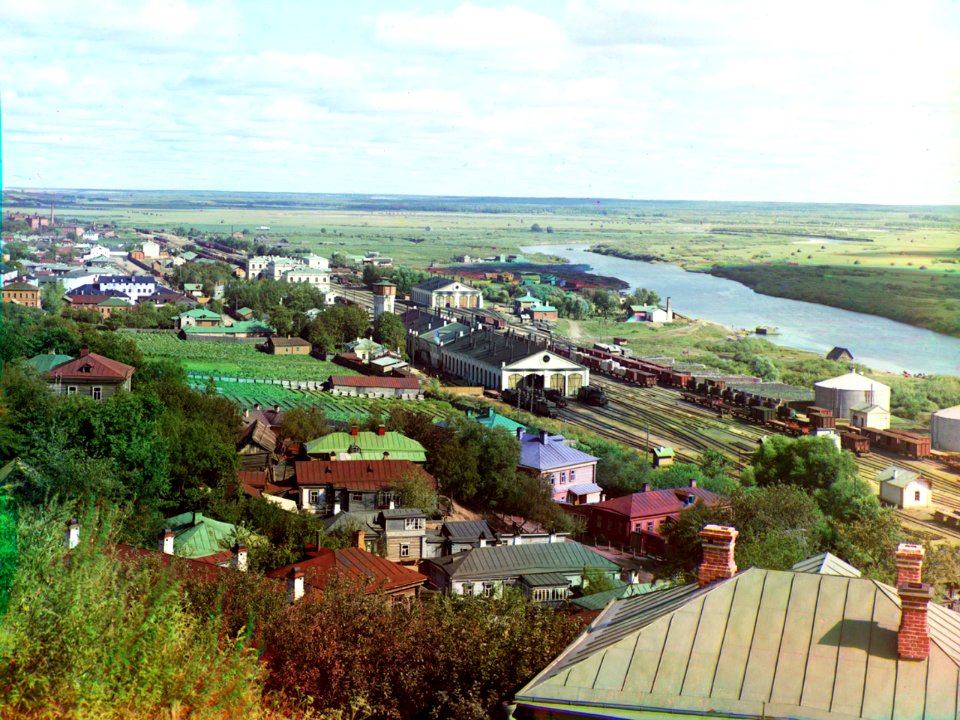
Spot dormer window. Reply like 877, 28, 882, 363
79, 364, 92, 373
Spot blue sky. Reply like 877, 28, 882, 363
2, 0, 958, 203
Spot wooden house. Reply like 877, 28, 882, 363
46, 349, 135, 400
266, 336, 312, 355
237, 420, 277, 470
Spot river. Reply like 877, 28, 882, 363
523, 244, 960, 376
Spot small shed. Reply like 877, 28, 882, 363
826, 347, 854, 362
650, 446, 675, 468
849, 402, 890, 431
878, 465, 931, 508
235, 306, 255, 320
267, 337, 312, 355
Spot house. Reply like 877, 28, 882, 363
1, 281, 41, 308
322, 508, 431, 564
512, 534, 956, 720
46, 348, 135, 400
172, 307, 226, 329
625, 299, 674, 323
435, 520, 498, 556
570, 481, 723, 550
421, 540, 619, 605
266, 543, 427, 602
850, 402, 891, 431
96, 297, 133, 318
304, 427, 427, 463
325, 375, 420, 399
97, 275, 156, 301
410, 328, 589, 396
826, 346, 855, 362
879, 465, 932, 508
513, 293, 539, 314
162, 511, 244, 566
523, 304, 559, 322
237, 469, 298, 512
237, 420, 278, 471
25, 352, 75, 374
411, 276, 484, 310
234, 306, 255, 321
266, 337, 312, 355
517, 429, 599, 503
179, 319, 274, 339
293, 459, 436, 515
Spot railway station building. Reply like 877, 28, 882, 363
410, 327, 589, 396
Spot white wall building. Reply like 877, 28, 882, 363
141, 240, 160, 258
98, 275, 157, 300
280, 267, 330, 291
878, 466, 931, 508
411, 277, 483, 310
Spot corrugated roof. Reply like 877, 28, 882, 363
304, 431, 427, 462
295, 459, 435, 491
165, 511, 239, 561
587, 486, 722, 520
519, 431, 599, 472
239, 420, 277, 453
329, 375, 420, 390
515, 567, 960, 720
47, 351, 135, 381
570, 582, 662, 611
791, 552, 862, 578
442, 520, 496, 541
878, 465, 925, 488
270, 336, 312, 347
427, 541, 618, 581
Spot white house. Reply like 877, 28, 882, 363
878, 466, 931, 508
141, 240, 160, 258
81, 245, 113, 262
411, 276, 483, 310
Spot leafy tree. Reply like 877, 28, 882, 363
750, 355, 780, 381
747, 435, 857, 493
530, 223, 543, 232
278, 405, 328, 444
582, 565, 620, 595
372, 312, 405, 353
362, 264, 384, 286
40, 281, 65, 315
393, 471, 440, 517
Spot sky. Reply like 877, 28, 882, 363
1, 0, 958, 204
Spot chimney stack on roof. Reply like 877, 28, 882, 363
66, 518, 80, 550
159, 528, 175, 555
689, 479, 697, 488
232, 543, 248, 572
350, 425, 359, 436
79, 346, 90, 357
516, 427, 523, 441
641, 483, 650, 493
377, 425, 386, 436
896, 543, 933, 660
287, 566, 305, 604
698, 525, 738, 587
352, 529, 365, 549
538, 429, 548, 444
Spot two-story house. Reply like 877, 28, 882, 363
304, 426, 427, 463
46, 348, 135, 400
323, 508, 430, 565
517, 429, 601, 503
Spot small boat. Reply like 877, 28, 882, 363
754, 326, 779, 336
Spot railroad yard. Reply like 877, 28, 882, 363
551, 375, 960, 543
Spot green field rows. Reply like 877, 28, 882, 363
131, 333, 355, 381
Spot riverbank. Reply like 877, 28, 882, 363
711, 263, 960, 339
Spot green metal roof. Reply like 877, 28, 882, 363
236, 306, 254, 315
651, 446, 675, 458
26, 353, 74, 374
428, 541, 619, 582
521, 572, 572, 588
791, 552, 862, 578
877, 465, 924, 488
515, 293, 539, 302
469, 408, 526, 434
174, 307, 222, 320
304, 431, 427, 462
528, 304, 557, 312
515, 566, 960, 720
165, 511, 239, 560
97, 297, 132, 307
570, 582, 662, 611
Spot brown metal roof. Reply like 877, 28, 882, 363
515, 567, 960, 719
267, 546, 426, 595
238, 420, 277, 453
294, 459, 435, 491
269, 336, 312, 347
47, 351, 135, 381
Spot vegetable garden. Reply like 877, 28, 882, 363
131, 333, 355, 381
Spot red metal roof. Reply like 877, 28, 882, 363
294, 459, 436, 491
266, 546, 426, 595
588, 486, 722, 521
238, 469, 293, 498
47, 351, 135, 381
329, 375, 420, 390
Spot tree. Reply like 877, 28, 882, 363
747, 435, 857, 494
393, 471, 439, 516
41, 281, 65, 315
362, 264, 384, 286
530, 223, 543, 232
372, 312, 405, 354
582, 565, 619, 595
750, 355, 780, 381
278, 406, 328, 444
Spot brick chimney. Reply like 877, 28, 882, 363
79, 346, 90, 357
698, 525, 738, 587
352, 529, 365, 549
896, 543, 924, 585
641, 483, 650, 493
159, 528, 175, 555
232, 543, 248, 572
377, 425, 386, 436
899, 582, 934, 660
350, 425, 359, 436
66, 517, 80, 550
689, 479, 697, 488
287, 566, 305, 604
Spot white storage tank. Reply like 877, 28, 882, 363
813, 372, 890, 420
932, 405, 960, 452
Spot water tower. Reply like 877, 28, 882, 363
372, 281, 397, 320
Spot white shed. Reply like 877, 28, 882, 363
877, 466, 931, 508
849, 402, 890, 431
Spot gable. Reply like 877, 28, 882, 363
503, 350, 586, 372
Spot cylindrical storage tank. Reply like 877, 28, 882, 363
932, 406, 960, 451
813, 372, 890, 420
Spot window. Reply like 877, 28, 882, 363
560, 472, 567, 484
915, 490, 922, 502
399, 544, 410, 558
570, 469, 576, 482
550, 474, 556, 485
404, 517, 425, 531
67, 386, 77, 395
482, 582, 495, 597
352, 492, 363, 502
646, 521, 654, 532
92, 386, 102, 401
462, 583, 474, 596
308, 490, 321, 505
